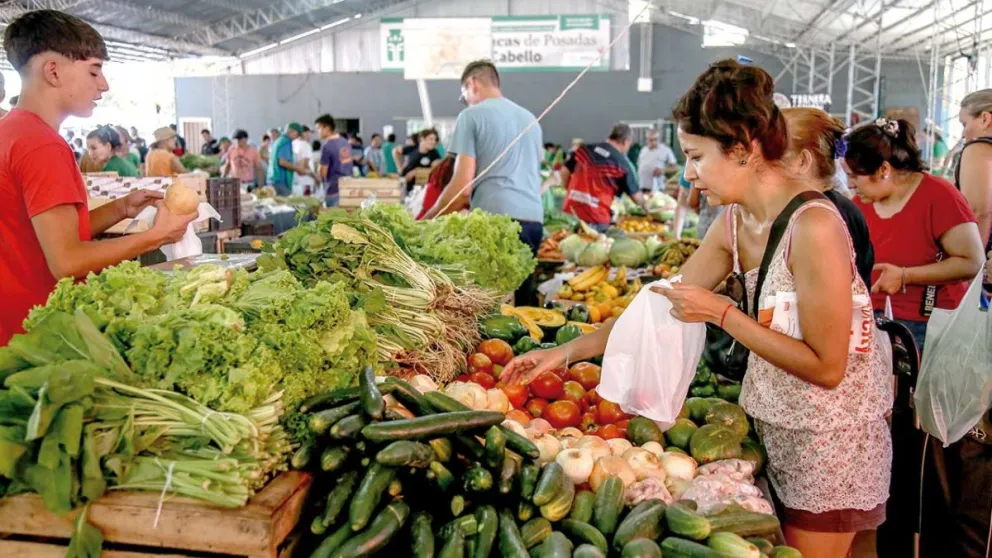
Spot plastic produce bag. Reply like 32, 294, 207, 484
129, 203, 221, 261
915, 275, 992, 445
599, 279, 706, 428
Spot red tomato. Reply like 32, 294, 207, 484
492, 365, 504, 378
456, 374, 471, 383
502, 384, 530, 409
529, 372, 564, 400
543, 400, 582, 429
586, 388, 603, 407
525, 398, 549, 418
568, 362, 602, 391
551, 366, 569, 380
598, 424, 623, 440
562, 381, 587, 406
477, 339, 514, 366
470, 372, 496, 390
615, 419, 630, 437
596, 400, 625, 425
581, 411, 598, 432
466, 353, 493, 375
506, 409, 532, 426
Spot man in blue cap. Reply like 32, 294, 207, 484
267, 122, 302, 196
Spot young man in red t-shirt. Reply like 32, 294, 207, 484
0, 11, 194, 346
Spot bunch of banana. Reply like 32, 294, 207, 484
658, 239, 702, 267
567, 265, 608, 292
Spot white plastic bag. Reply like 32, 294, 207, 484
599, 279, 706, 428
128, 203, 221, 261
915, 275, 992, 445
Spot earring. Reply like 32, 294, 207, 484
739, 159, 747, 166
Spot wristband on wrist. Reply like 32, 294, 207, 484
719, 303, 734, 329
900, 268, 908, 294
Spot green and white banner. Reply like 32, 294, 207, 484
381, 14, 611, 74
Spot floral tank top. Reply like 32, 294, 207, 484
729, 201, 893, 431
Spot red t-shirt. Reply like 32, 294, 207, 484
0, 109, 91, 346
854, 173, 977, 322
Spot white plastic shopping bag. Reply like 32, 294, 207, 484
128, 203, 221, 261
915, 275, 992, 445
599, 279, 706, 428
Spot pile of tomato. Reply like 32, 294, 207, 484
460, 339, 634, 440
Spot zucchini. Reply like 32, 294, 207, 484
428, 461, 455, 491
383, 376, 432, 416
533, 462, 566, 506
665, 500, 712, 541
592, 476, 624, 536
450, 495, 466, 517
499, 455, 520, 495
517, 501, 536, 522
539, 475, 575, 522
574, 543, 607, 558
330, 414, 369, 440
332, 501, 410, 558
569, 490, 595, 523
410, 511, 435, 558
299, 386, 360, 414
747, 538, 775, 555
376, 440, 435, 468
464, 463, 494, 493
560, 519, 608, 554
321, 470, 360, 528
429, 438, 453, 462
661, 537, 726, 557
349, 463, 397, 531
708, 532, 760, 557
439, 515, 478, 538
358, 366, 384, 420
438, 527, 465, 558
312, 523, 353, 558
520, 517, 552, 548
532, 531, 573, 558
473, 505, 498, 558
612, 499, 666, 552
707, 511, 781, 538
290, 439, 316, 469
484, 426, 506, 469
621, 538, 663, 558
360, 411, 505, 442
770, 547, 804, 558
309, 401, 362, 435
497, 508, 530, 558
424, 392, 539, 459
519, 462, 540, 500
311, 514, 329, 535
320, 446, 350, 473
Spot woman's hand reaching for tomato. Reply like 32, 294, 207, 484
499, 346, 567, 387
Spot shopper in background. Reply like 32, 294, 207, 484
86, 125, 139, 177
381, 133, 398, 175
843, 118, 984, 352
401, 128, 442, 187
113, 125, 140, 170
542, 143, 564, 172
560, 123, 648, 231
0, 9, 193, 346
259, 133, 271, 166
637, 129, 678, 194
222, 129, 264, 186
365, 133, 386, 176
783, 108, 874, 287
350, 135, 366, 176
200, 129, 220, 156
417, 154, 456, 220
315, 113, 353, 207
291, 126, 316, 196
267, 122, 301, 196
301, 125, 313, 145
169, 123, 185, 156
955, 90, 992, 251
145, 126, 187, 177
504, 60, 894, 558
396, 134, 417, 174
71, 137, 84, 161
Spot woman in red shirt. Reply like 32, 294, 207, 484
842, 118, 985, 351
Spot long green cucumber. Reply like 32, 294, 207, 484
330, 414, 369, 440
299, 387, 360, 414
497, 508, 530, 558
592, 476, 624, 536
321, 470, 360, 527
660, 537, 726, 557
484, 426, 506, 469
569, 490, 595, 523
332, 501, 410, 558
375, 440, 435, 468
349, 463, 397, 531
291, 440, 316, 470
320, 446, 350, 473
359, 366, 384, 420
707, 511, 781, 538
559, 519, 608, 554
410, 511, 435, 558
311, 523, 353, 558
473, 505, 498, 558
423, 392, 539, 459
309, 401, 362, 435
360, 411, 505, 442
612, 499, 667, 552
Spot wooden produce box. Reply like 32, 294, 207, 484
87, 173, 210, 234
338, 177, 404, 208
0, 471, 312, 558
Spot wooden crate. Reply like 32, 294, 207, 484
0, 471, 312, 558
88, 174, 211, 234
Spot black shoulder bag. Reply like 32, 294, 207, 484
702, 191, 827, 382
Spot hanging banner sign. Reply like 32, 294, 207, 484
791, 93, 833, 111
381, 14, 611, 75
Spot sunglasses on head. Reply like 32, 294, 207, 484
726, 272, 747, 311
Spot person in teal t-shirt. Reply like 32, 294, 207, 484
267, 122, 301, 195
382, 133, 398, 174
86, 125, 139, 177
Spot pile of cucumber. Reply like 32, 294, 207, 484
292, 367, 803, 558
